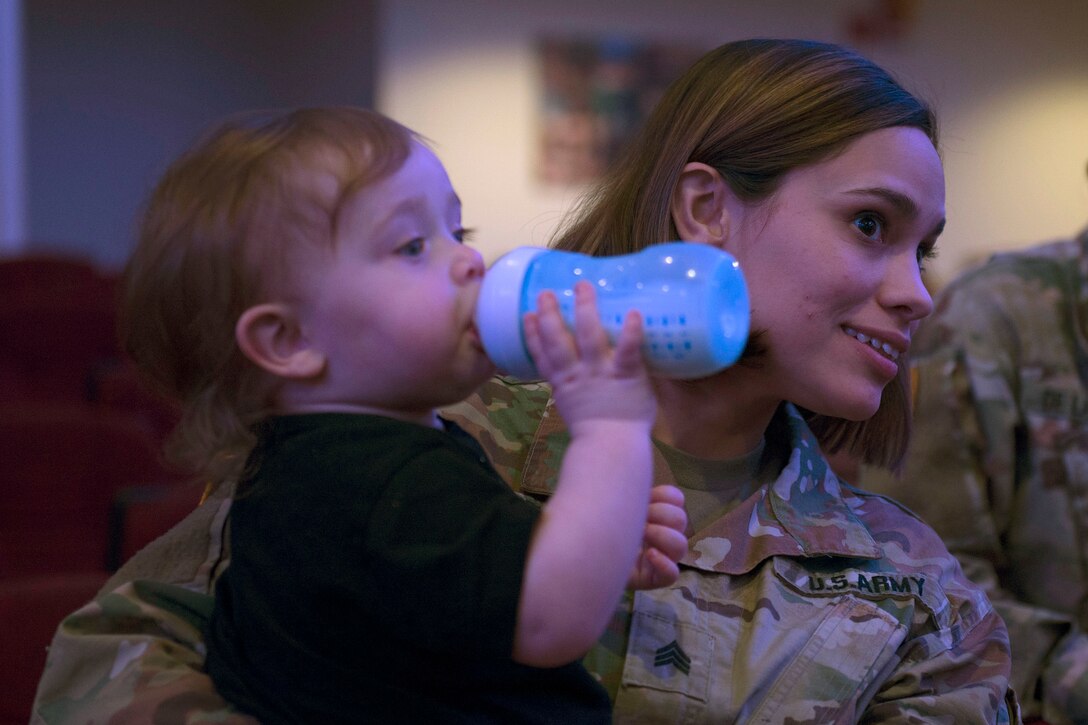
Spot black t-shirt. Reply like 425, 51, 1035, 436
206, 413, 610, 724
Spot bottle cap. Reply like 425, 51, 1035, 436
475, 246, 548, 379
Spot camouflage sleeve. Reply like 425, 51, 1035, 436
867, 605, 1020, 723
441, 375, 553, 490
31, 581, 253, 725
995, 598, 1088, 725
31, 485, 243, 724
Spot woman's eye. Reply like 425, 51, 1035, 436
917, 243, 939, 270
398, 238, 425, 256
853, 213, 885, 241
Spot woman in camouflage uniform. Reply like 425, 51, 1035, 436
33, 39, 1020, 723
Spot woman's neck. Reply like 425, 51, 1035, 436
651, 375, 777, 460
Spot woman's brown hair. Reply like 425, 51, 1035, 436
551, 39, 939, 470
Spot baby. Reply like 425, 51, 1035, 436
119, 106, 687, 723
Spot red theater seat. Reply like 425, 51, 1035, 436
0, 401, 176, 578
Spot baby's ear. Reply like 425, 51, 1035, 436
235, 303, 325, 380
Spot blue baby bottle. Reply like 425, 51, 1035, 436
475, 241, 750, 380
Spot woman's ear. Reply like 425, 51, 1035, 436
670, 162, 732, 247
235, 303, 326, 380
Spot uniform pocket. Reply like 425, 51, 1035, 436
741, 595, 906, 723
619, 596, 715, 702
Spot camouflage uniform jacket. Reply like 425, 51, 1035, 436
861, 229, 1088, 725
32, 377, 1019, 723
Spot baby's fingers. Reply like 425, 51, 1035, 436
647, 487, 688, 535
649, 484, 685, 510
570, 281, 611, 366
646, 486, 688, 565
523, 290, 576, 376
643, 522, 688, 566
611, 309, 646, 378
629, 547, 681, 590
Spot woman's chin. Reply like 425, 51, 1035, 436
817, 394, 882, 422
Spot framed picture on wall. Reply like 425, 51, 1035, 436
536, 36, 705, 185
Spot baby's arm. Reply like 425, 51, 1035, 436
512, 282, 657, 668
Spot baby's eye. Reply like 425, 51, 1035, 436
455, 227, 476, 244
397, 238, 426, 257
853, 213, 885, 242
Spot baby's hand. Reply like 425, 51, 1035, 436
521, 281, 655, 434
628, 485, 688, 590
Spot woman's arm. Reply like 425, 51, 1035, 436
31, 485, 245, 723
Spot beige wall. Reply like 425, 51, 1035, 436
379, 0, 1088, 289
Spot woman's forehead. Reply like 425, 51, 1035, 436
784, 128, 944, 206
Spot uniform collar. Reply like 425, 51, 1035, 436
520, 399, 881, 575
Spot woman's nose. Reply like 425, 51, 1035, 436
881, 252, 934, 322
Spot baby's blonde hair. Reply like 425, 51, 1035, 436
121, 107, 416, 486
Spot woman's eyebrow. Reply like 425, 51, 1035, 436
845, 187, 919, 217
